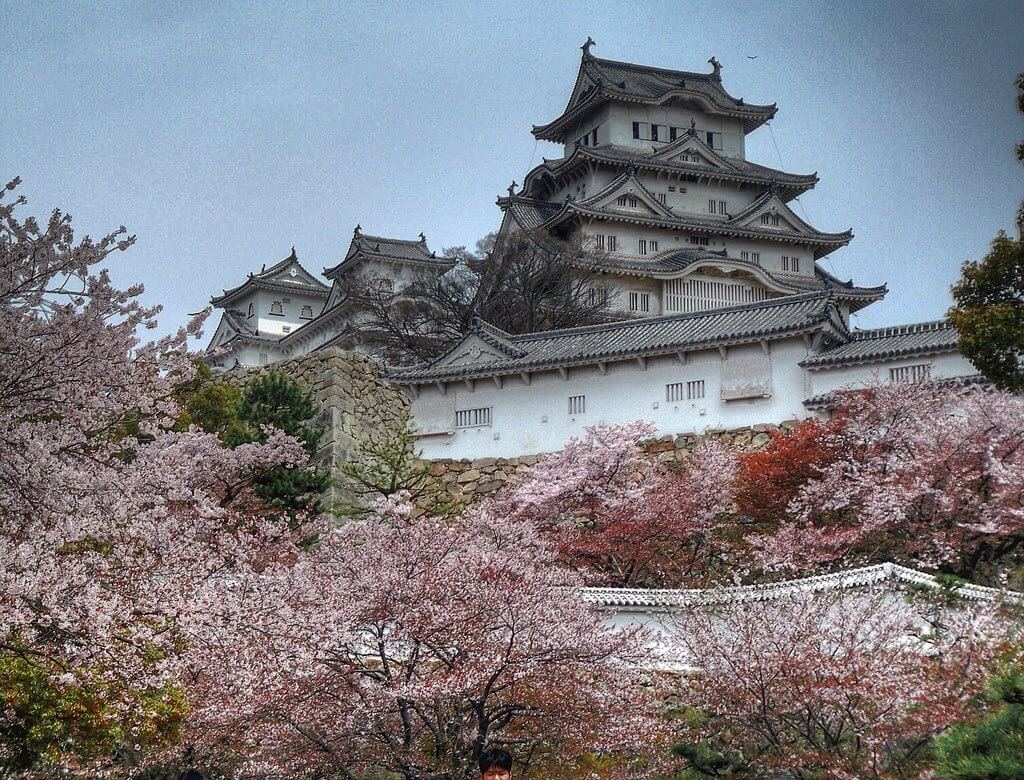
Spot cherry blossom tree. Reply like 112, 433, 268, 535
0, 179, 314, 775
489, 423, 739, 587
670, 587, 1005, 779
751, 381, 1024, 580
184, 501, 670, 779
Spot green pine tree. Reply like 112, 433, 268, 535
933, 655, 1024, 779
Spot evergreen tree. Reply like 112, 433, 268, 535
236, 371, 328, 512
934, 656, 1024, 779
948, 74, 1024, 392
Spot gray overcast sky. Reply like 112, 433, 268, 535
3, 0, 1022, 337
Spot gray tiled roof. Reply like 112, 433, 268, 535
388, 291, 845, 383
801, 320, 960, 369
802, 374, 988, 411
323, 230, 455, 278
211, 249, 329, 306
584, 248, 885, 310
523, 144, 817, 200
533, 54, 776, 141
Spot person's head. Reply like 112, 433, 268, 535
479, 747, 513, 779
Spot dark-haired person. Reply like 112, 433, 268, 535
479, 747, 513, 779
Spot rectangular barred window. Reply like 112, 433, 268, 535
741, 251, 750, 261
781, 256, 790, 271
608, 235, 617, 251
751, 252, 760, 262
628, 292, 650, 313
761, 213, 770, 225
668, 186, 676, 192
708, 199, 717, 214
666, 382, 685, 402
633, 121, 641, 139
890, 363, 931, 383
792, 256, 800, 272
719, 200, 727, 215
270, 300, 284, 315
455, 407, 492, 428
300, 304, 314, 319
617, 194, 638, 208
258, 352, 269, 365
690, 236, 709, 246
687, 380, 705, 400
587, 287, 608, 306
651, 124, 660, 142
595, 234, 605, 250
591, 128, 598, 146
649, 239, 659, 252
568, 395, 586, 415
638, 239, 648, 256
656, 193, 667, 204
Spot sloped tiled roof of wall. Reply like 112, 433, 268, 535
801, 320, 960, 369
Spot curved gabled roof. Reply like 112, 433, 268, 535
522, 140, 817, 202
533, 51, 777, 142
388, 291, 847, 384
800, 320, 961, 370
499, 170, 853, 259
323, 227, 456, 279
211, 248, 330, 307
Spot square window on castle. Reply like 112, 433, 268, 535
706, 131, 723, 150
687, 379, 705, 400
668, 186, 676, 192
628, 292, 651, 313
656, 193, 667, 204
708, 199, 717, 215
690, 236, 709, 246
616, 194, 638, 208
751, 252, 760, 262
666, 382, 685, 402
781, 255, 790, 271
300, 304, 314, 319
608, 235, 617, 251
741, 251, 749, 260
638, 239, 648, 255
792, 256, 800, 271
719, 200, 727, 215
632, 121, 642, 139
649, 239, 658, 252
568, 395, 586, 415
455, 407, 492, 428
270, 300, 284, 315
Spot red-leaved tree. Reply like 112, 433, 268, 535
485, 424, 738, 587
751, 381, 1024, 580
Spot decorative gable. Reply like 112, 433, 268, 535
651, 132, 728, 169
734, 194, 809, 235
434, 335, 515, 369
265, 260, 323, 290
586, 173, 676, 219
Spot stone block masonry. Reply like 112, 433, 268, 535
417, 421, 800, 505
222, 347, 410, 508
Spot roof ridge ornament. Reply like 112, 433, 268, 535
418, 232, 427, 244
288, 246, 297, 260
507, 180, 517, 197
581, 36, 596, 58
353, 224, 361, 236
708, 56, 722, 81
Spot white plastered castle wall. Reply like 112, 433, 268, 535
807, 351, 978, 399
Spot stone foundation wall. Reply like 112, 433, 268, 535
223, 347, 409, 507
418, 420, 800, 504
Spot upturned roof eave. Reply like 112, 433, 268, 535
211, 276, 331, 306
544, 202, 853, 249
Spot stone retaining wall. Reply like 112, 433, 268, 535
223, 347, 409, 507
418, 420, 799, 504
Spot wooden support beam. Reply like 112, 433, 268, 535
558, 366, 569, 381
436, 381, 447, 396
463, 378, 475, 392
636, 356, 647, 371
759, 339, 770, 355
520, 372, 531, 386
409, 384, 420, 400
597, 361, 608, 375
491, 375, 503, 389
676, 351, 688, 365
718, 345, 728, 359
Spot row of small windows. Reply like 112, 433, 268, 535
708, 199, 728, 216
250, 301, 315, 319
781, 255, 801, 272
632, 122, 723, 150
456, 384, 706, 429
628, 291, 651, 313
739, 250, 761, 263
575, 125, 600, 148
637, 239, 659, 256
666, 380, 706, 402
760, 213, 781, 227
890, 363, 931, 383
594, 234, 617, 251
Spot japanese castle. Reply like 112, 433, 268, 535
206, 42, 977, 460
